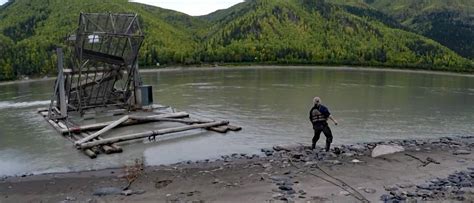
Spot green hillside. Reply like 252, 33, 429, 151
0, 0, 472, 81
0, 0, 202, 80
199, 0, 471, 70
330, 0, 474, 59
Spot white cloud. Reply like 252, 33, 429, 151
130, 0, 244, 16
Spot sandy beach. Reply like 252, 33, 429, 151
1, 136, 473, 202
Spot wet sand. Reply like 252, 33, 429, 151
1, 136, 473, 202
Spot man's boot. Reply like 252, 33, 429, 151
312, 143, 316, 150
325, 142, 331, 152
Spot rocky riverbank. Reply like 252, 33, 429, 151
1, 136, 473, 202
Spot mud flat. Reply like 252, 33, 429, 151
1, 136, 473, 202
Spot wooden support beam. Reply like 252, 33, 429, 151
79, 121, 229, 149
128, 116, 207, 124
75, 115, 129, 145
62, 112, 189, 134
70, 133, 97, 159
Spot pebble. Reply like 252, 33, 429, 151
339, 191, 350, 196
363, 188, 376, 193
65, 196, 76, 201
453, 150, 471, 155
324, 160, 342, 165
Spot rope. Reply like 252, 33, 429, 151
288, 157, 369, 203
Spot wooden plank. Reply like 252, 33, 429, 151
75, 115, 129, 145
228, 125, 242, 131
79, 121, 229, 149
70, 133, 97, 159
63, 112, 189, 134
208, 126, 229, 133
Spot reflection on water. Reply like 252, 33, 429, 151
0, 66, 473, 176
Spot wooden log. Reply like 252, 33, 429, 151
80, 133, 113, 154
83, 149, 97, 159
75, 115, 129, 145
62, 112, 189, 134
47, 120, 65, 132
208, 125, 229, 133
79, 121, 229, 149
110, 144, 122, 153
128, 116, 207, 124
227, 125, 242, 131
70, 133, 97, 159
57, 121, 68, 129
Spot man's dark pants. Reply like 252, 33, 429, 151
312, 123, 333, 151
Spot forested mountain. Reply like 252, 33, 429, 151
0, 0, 202, 80
0, 0, 472, 81
330, 0, 474, 59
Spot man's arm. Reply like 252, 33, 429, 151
328, 115, 338, 125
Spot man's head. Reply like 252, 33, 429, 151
313, 97, 321, 106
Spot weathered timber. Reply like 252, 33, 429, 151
80, 132, 116, 154
79, 121, 229, 149
128, 116, 208, 124
75, 115, 129, 145
57, 121, 68, 129
47, 120, 65, 133
227, 125, 242, 131
70, 133, 97, 159
208, 125, 229, 133
62, 112, 189, 134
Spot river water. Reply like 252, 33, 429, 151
0, 66, 473, 176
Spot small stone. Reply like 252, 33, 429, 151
272, 193, 283, 199
65, 196, 77, 201
343, 153, 355, 157
380, 194, 391, 201
279, 185, 293, 191
371, 145, 404, 157
384, 185, 398, 192
292, 153, 304, 159
351, 159, 362, 163
121, 190, 133, 196
324, 160, 342, 165
417, 184, 432, 190
305, 161, 318, 166
363, 188, 376, 193
453, 150, 471, 155
339, 191, 350, 196
397, 183, 414, 188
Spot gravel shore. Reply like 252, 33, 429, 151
1, 136, 473, 202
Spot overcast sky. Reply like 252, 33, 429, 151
0, 0, 244, 16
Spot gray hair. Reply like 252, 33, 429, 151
313, 97, 321, 105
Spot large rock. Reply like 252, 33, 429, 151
371, 145, 404, 157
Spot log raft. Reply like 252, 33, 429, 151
38, 108, 241, 158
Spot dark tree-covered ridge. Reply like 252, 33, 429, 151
0, 0, 472, 81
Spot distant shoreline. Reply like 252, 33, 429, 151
1, 64, 473, 86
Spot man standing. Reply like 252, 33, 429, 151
309, 97, 338, 151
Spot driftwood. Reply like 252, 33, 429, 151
62, 112, 189, 134
79, 121, 229, 149
75, 115, 129, 145
404, 153, 440, 167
